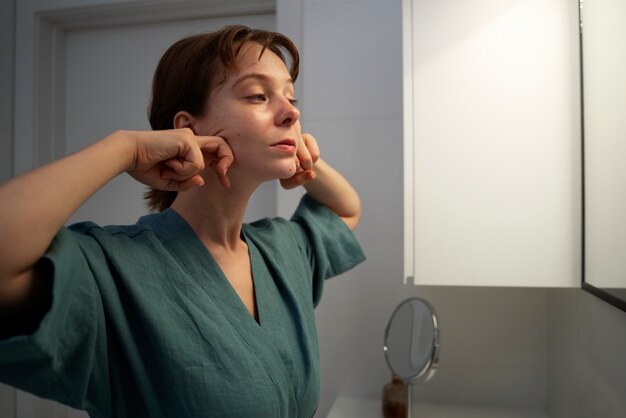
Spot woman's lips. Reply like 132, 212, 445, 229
271, 139, 296, 153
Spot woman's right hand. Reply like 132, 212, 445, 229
0, 128, 232, 308
124, 128, 234, 190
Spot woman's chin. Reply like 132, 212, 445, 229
277, 162, 299, 179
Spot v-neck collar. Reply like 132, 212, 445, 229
137, 208, 265, 330
136, 209, 307, 416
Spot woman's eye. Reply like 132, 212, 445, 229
288, 98, 299, 107
248, 94, 267, 102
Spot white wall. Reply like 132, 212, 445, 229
583, 0, 626, 289
548, 289, 626, 418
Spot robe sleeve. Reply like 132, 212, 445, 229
289, 194, 366, 306
0, 225, 112, 417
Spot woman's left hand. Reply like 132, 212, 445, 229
280, 133, 320, 190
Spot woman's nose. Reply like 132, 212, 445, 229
277, 99, 300, 127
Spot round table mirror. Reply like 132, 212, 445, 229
384, 297, 440, 417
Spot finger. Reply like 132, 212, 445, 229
280, 170, 316, 190
173, 131, 207, 174
165, 159, 229, 189
164, 153, 204, 177
176, 175, 205, 191
302, 133, 320, 164
199, 137, 233, 188
214, 143, 234, 176
217, 173, 231, 189
196, 137, 234, 176
156, 173, 204, 192
297, 139, 313, 171
205, 160, 232, 189
160, 165, 199, 183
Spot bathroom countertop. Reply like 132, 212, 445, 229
326, 396, 549, 418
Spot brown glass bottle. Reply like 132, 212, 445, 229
382, 375, 407, 418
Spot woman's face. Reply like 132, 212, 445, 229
194, 42, 301, 183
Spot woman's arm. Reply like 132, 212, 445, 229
302, 159, 361, 230
0, 129, 232, 308
0, 132, 133, 308
281, 133, 361, 230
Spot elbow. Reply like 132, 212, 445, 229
341, 213, 361, 231
341, 198, 362, 231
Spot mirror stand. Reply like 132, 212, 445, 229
383, 297, 440, 418
406, 382, 412, 418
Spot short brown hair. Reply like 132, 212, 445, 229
145, 25, 300, 212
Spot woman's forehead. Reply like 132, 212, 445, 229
208, 42, 292, 101
233, 42, 289, 75
223, 44, 292, 88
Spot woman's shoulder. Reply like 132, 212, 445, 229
67, 220, 154, 243
61, 215, 164, 257
244, 216, 293, 239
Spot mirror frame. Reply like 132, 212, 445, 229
383, 297, 440, 383
579, 0, 626, 313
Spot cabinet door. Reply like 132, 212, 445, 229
402, 0, 580, 287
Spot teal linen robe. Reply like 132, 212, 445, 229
0, 195, 365, 418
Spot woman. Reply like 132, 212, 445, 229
0, 25, 364, 417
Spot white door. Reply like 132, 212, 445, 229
16, 9, 275, 418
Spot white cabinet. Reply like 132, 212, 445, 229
402, 0, 581, 287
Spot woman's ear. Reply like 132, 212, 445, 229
173, 111, 196, 133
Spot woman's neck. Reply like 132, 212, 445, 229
170, 174, 257, 251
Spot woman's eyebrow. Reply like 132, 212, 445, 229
232, 72, 294, 88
